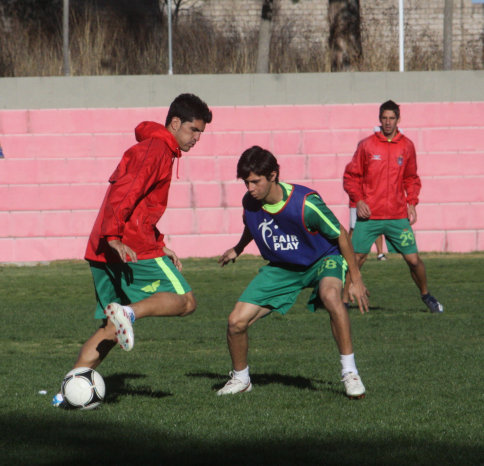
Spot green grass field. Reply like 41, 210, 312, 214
1, 254, 483, 465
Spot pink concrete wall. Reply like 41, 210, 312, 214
1, 102, 483, 263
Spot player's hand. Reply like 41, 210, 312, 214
108, 239, 137, 263
163, 246, 182, 271
218, 248, 238, 267
356, 200, 371, 219
407, 204, 417, 225
348, 279, 370, 314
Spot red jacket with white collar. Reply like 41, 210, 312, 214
343, 129, 421, 220
85, 121, 181, 263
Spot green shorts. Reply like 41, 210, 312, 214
89, 257, 192, 319
351, 219, 418, 255
239, 254, 347, 315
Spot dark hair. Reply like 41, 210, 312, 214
379, 100, 400, 120
165, 93, 212, 126
237, 146, 280, 183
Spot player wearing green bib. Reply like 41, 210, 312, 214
217, 146, 369, 399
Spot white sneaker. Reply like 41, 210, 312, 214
342, 372, 366, 399
217, 371, 253, 396
104, 303, 134, 351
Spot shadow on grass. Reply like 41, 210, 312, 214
1, 413, 481, 465
104, 372, 173, 403
186, 371, 340, 395
348, 304, 437, 314
347, 304, 385, 312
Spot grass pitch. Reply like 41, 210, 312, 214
1, 254, 483, 465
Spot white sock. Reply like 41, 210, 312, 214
124, 305, 136, 323
340, 353, 358, 376
233, 366, 250, 384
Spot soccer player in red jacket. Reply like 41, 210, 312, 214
343, 100, 443, 314
53, 94, 212, 407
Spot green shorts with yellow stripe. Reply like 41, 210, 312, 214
238, 254, 347, 315
89, 257, 192, 319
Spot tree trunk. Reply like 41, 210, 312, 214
256, 0, 273, 73
443, 0, 453, 70
328, 0, 362, 72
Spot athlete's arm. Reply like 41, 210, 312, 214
337, 226, 369, 314
108, 239, 137, 263
402, 139, 421, 208
304, 195, 369, 314
343, 142, 366, 205
163, 246, 182, 271
407, 204, 417, 225
304, 194, 341, 239
101, 139, 170, 238
218, 225, 253, 267
356, 200, 371, 219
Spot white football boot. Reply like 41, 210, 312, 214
217, 371, 253, 396
104, 303, 134, 351
341, 372, 366, 399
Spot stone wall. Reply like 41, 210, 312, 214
177, 0, 484, 69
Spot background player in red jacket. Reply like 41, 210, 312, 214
343, 100, 443, 314
53, 94, 212, 407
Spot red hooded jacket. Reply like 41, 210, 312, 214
85, 122, 181, 263
343, 129, 421, 220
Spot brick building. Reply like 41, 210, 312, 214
176, 0, 484, 69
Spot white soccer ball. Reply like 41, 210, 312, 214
61, 367, 105, 410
